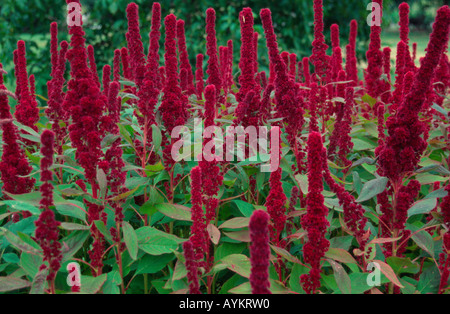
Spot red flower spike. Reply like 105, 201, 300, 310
345, 20, 358, 86
249, 210, 272, 295
195, 54, 205, 99
87, 45, 100, 87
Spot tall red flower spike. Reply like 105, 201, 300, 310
177, 19, 194, 94
249, 210, 272, 295
346, 20, 358, 86
301, 132, 330, 294
237, 8, 258, 102
365, 0, 384, 99
310, 0, 329, 83
160, 14, 188, 136
126, 3, 146, 86
147, 2, 161, 88
35, 130, 62, 289
206, 8, 222, 93
14, 40, 39, 132
195, 54, 205, 99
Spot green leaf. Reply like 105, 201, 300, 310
356, 177, 388, 203
136, 254, 175, 275
233, 200, 255, 217
136, 227, 184, 256
417, 265, 441, 294
79, 274, 108, 294
408, 198, 437, 217
151, 124, 162, 153
60, 223, 90, 231
386, 257, 420, 275
215, 254, 251, 278
122, 221, 138, 260
156, 203, 192, 221
1, 228, 40, 254
61, 231, 90, 262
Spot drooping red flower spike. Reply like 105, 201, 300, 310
87, 45, 100, 87
183, 240, 201, 294
35, 130, 62, 290
249, 210, 272, 295
177, 19, 194, 94
189, 166, 207, 265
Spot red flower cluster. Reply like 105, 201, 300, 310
0, 64, 35, 196
195, 54, 205, 99
378, 5, 450, 182
249, 210, 271, 295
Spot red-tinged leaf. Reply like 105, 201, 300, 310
372, 260, 404, 288
207, 224, 221, 245
0, 277, 31, 292
156, 203, 192, 221
223, 230, 251, 242
216, 254, 251, 278
219, 217, 250, 229
327, 259, 351, 294
270, 245, 303, 265
369, 236, 402, 245
325, 248, 357, 264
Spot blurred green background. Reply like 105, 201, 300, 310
0, 0, 447, 98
